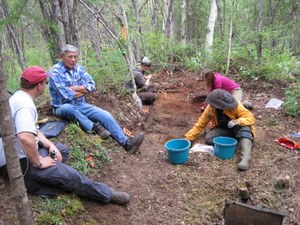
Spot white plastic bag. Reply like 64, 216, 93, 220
190, 143, 214, 156
265, 98, 284, 109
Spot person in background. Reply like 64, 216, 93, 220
202, 69, 253, 109
202, 69, 242, 101
185, 89, 256, 171
0, 66, 130, 204
48, 44, 144, 154
124, 56, 157, 105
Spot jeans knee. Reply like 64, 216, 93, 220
56, 104, 76, 118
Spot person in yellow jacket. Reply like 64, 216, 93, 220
185, 89, 256, 170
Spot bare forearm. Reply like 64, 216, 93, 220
37, 130, 55, 150
37, 130, 62, 162
69, 86, 89, 98
17, 132, 42, 166
70, 86, 89, 93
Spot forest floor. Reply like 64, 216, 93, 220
0, 68, 299, 225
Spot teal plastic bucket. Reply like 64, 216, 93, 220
213, 137, 237, 159
165, 139, 191, 164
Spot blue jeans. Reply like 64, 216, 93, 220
54, 103, 128, 145
0, 142, 113, 203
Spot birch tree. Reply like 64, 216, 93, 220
205, 0, 218, 54
163, 0, 174, 39
181, 0, 187, 44
0, 57, 32, 225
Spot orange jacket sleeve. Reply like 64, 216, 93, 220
184, 106, 212, 141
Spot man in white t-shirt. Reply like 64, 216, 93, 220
0, 66, 129, 205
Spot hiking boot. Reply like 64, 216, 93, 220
92, 123, 111, 138
110, 191, 130, 205
124, 133, 144, 154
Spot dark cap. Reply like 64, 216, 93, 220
206, 89, 238, 109
21, 66, 48, 84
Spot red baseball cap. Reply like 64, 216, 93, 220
21, 66, 48, 84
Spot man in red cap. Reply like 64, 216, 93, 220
0, 66, 130, 205
21, 66, 49, 84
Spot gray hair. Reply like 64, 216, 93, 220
141, 56, 152, 66
61, 44, 78, 54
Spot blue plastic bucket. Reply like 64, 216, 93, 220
213, 137, 237, 159
165, 139, 191, 164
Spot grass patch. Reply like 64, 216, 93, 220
33, 195, 84, 225
65, 123, 114, 175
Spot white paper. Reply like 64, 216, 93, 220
265, 98, 284, 109
190, 143, 214, 156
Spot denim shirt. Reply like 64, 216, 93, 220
49, 62, 96, 108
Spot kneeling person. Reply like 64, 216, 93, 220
124, 56, 157, 105
185, 89, 256, 170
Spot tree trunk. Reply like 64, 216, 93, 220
58, 0, 79, 46
120, 0, 142, 108
1, 0, 26, 70
225, 0, 236, 75
38, 0, 63, 63
120, 0, 136, 67
256, 0, 263, 64
216, 0, 225, 39
0, 56, 33, 225
205, 0, 218, 54
150, 0, 158, 33
131, 0, 141, 59
181, 0, 187, 44
163, 0, 173, 39
38, 0, 79, 62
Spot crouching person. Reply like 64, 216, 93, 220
184, 89, 256, 170
0, 66, 129, 205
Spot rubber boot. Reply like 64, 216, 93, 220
238, 138, 253, 171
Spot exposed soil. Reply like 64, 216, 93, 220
0, 69, 299, 225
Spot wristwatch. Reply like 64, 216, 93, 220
33, 160, 43, 168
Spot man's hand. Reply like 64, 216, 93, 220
48, 143, 62, 162
227, 120, 238, 128
37, 156, 56, 169
69, 86, 78, 91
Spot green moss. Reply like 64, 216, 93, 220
33, 195, 84, 225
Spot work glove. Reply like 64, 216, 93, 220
227, 120, 238, 128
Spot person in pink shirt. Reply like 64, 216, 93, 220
200, 69, 252, 110
203, 69, 242, 101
